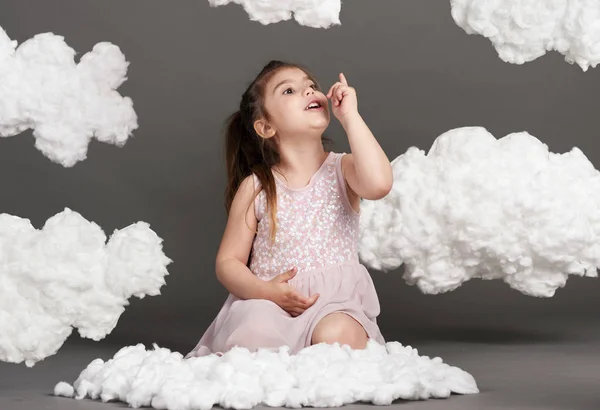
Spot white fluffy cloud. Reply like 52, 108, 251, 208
358, 127, 600, 297
54, 341, 478, 409
0, 208, 172, 367
0, 26, 138, 167
450, 0, 600, 70
208, 0, 341, 28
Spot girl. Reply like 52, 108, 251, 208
186, 60, 392, 358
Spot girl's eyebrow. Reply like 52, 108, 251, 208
273, 76, 310, 94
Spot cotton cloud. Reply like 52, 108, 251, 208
208, 0, 341, 28
54, 341, 478, 409
358, 127, 600, 297
0, 26, 138, 167
0, 208, 172, 367
450, 0, 600, 70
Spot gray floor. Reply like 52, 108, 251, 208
1, 319, 599, 410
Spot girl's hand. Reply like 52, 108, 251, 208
326, 73, 358, 123
266, 267, 320, 317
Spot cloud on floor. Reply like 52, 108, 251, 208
54, 340, 478, 409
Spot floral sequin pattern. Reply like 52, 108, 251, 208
250, 153, 359, 280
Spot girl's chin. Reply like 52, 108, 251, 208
310, 117, 330, 128
309, 124, 330, 134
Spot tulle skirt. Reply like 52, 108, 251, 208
185, 262, 385, 358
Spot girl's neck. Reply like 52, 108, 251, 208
274, 143, 329, 185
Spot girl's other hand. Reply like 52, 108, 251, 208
266, 267, 320, 317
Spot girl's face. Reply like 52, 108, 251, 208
260, 67, 330, 141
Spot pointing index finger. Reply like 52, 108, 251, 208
339, 72, 348, 85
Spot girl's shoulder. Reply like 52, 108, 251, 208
334, 151, 352, 173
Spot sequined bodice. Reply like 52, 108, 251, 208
249, 152, 360, 280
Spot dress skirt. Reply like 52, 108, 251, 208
185, 262, 385, 358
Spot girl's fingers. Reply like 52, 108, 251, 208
290, 308, 303, 317
335, 86, 347, 106
329, 85, 339, 105
291, 291, 308, 305
327, 82, 342, 98
294, 295, 307, 305
339, 72, 348, 85
326, 84, 334, 98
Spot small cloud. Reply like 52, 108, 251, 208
0, 25, 138, 167
0, 208, 172, 367
451, 0, 600, 70
359, 127, 600, 297
208, 0, 341, 28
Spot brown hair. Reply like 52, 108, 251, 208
223, 60, 331, 242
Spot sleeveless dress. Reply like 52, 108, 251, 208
185, 151, 385, 358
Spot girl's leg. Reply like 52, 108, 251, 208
219, 299, 291, 353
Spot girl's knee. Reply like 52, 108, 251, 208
311, 312, 368, 349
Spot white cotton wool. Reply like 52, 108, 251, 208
0, 208, 172, 367
358, 126, 600, 297
54, 381, 75, 398
450, 0, 600, 70
0, 25, 138, 167
208, 0, 341, 28
56, 340, 478, 409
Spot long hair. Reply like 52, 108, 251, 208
224, 60, 330, 243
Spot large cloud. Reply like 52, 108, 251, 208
208, 0, 341, 28
450, 0, 600, 70
0, 208, 171, 367
0, 26, 138, 167
358, 127, 600, 297
54, 341, 478, 409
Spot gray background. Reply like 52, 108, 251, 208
0, 0, 598, 357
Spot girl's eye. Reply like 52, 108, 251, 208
283, 84, 316, 94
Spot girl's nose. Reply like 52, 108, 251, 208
305, 88, 315, 96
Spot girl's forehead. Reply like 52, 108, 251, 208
268, 67, 310, 85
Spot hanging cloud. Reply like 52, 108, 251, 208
450, 0, 600, 71
208, 0, 341, 28
54, 341, 478, 409
358, 127, 600, 297
0, 25, 138, 167
0, 208, 172, 367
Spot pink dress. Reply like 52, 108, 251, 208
185, 151, 385, 357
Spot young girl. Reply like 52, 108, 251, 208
186, 60, 393, 358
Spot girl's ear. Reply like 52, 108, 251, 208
254, 119, 276, 139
